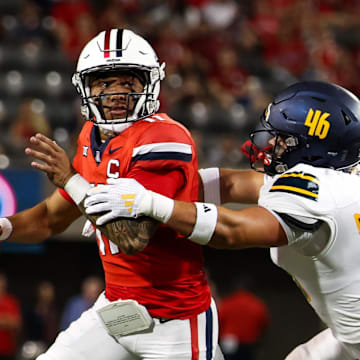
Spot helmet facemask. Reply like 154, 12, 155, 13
249, 117, 300, 176
72, 28, 166, 134
75, 66, 164, 131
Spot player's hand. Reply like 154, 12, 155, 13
25, 133, 77, 188
85, 178, 152, 225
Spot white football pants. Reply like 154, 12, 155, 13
37, 292, 219, 360
285, 328, 360, 360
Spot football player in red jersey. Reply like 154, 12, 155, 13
0, 29, 223, 360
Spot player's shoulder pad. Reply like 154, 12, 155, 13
131, 113, 194, 164
260, 164, 339, 219
269, 164, 320, 202
138, 113, 192, 142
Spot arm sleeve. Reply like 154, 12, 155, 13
198, 167, 220, 205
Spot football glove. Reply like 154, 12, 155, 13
85, 178, 174, 226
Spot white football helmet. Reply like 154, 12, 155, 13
72, 29, 165, 133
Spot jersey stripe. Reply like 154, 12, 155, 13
279, 172, 319, 183
271, 185, 318, 199
276, 212, 323, 231
132, 152, 192, 162
132, 143, 192, 162
270, 171, 319, 201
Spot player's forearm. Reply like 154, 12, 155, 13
1, 189, 82, 244
167, 201, 287, 249
166, 201, 197, 237
84, 177, 284, 249
65, 174, 158, 254
78, 200, 158, 255
5, 201, 55, 243
166, 201, 241, 249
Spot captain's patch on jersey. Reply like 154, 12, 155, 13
270, 172, 319, 201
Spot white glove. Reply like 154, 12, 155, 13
85, 178, 151, 225
84, 178, 174, 226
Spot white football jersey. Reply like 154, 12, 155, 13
259, 163, 360, 344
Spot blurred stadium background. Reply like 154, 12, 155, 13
1, 0, 359, 358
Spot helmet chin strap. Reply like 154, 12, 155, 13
91, 94, 135, 135
98, 122, 133, 136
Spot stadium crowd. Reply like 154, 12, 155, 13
1, 0, 360, 169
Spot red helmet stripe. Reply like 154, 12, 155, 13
104, 30, 110, 58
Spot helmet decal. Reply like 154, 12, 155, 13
304, 108, 331, 139
101, 29, 126, 58
264, 103, 272, 122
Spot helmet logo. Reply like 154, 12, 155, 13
304, 108, 331, 139
264, 103, 272, 122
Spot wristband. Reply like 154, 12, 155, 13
188, 202, 218, 245
199, 168, 221, 205
64, 174, 92, 205
0, 218, 13, 241
148, 192, 174, 223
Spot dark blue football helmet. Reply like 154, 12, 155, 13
249, 81, 360, 176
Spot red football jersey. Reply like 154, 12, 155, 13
60, 113, 211, 318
